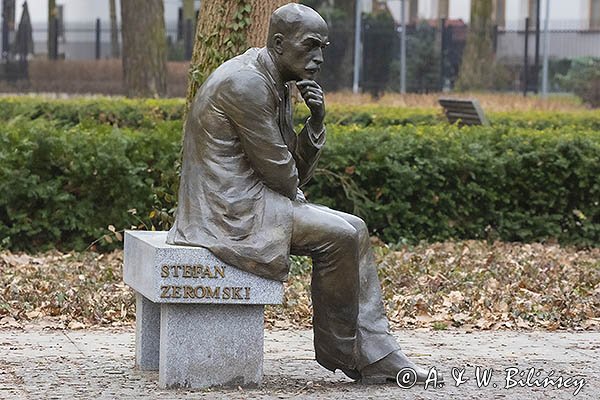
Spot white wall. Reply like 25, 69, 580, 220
505, 0, 590, 29
497, 30, 600, 61
448, 0, 470, 22
380, 0, 593, 27
17, 0, 119, 23
417, 0, 435, 18
15, 0, 197, 24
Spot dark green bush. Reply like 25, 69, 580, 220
304, 125, 600, 246
0, 119, 181, 251
1, 109, 599, 250
0, 97, 185, 129
557, 57, 600, 108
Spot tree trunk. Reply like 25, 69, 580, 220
455, 0, 495, 91
187, 0, 291, 106
438, 0, 449, 18
245, 0, 290, 47
121, 0, 167, 97
47, 0, 57, 59
2, 1, 13, 59
109, 0, 119, 58
182, 0, 195, 59
182, 0, 195, 20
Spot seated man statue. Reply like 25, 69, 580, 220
167, 3, 431, 384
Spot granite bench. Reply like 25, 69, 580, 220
123, 231, 284, 389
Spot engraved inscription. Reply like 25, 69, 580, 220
161, 265, 226, 279
160, 264, 251, 300
160, 285, 251, 300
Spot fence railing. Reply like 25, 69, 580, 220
1, 18, 599, 95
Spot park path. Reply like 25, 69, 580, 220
0, 327, 598, 399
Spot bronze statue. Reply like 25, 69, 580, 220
168, 3, 433, 384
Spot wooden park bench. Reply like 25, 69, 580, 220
438, 98, 489, 127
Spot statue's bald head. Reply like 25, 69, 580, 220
266, 3, 328, 82
267, 3, 327, 48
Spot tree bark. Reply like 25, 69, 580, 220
455, 0, 495, 90
182, 0, 195, 21
245, 0, 290, 47
438, 0, 449, 18
2, 0, 16, 60
121, 0, 167, 97
47, 0, 57, 59
182, 0, 195, 59
186, 0, 291, 107
109, 0, 119, 58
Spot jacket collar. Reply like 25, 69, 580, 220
257, 47, 286, 97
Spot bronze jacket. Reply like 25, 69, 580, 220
166, 47, 325, 281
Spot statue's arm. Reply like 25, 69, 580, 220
295, 79, 326, 187
221, 76, 299, 200
295, 118, 325, 187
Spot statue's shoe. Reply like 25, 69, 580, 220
359, 350, 441, 385
317, 358, 362, 381
340, 368, 362, 381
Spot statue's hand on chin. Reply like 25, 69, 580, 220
296, 79, 325, 130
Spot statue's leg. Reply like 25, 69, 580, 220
290, 202, 360, 371
312, 206, 434, 384
310, 205, 400, 370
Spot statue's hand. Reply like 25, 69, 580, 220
296, 80, 325, 130
296, 188, 307, 203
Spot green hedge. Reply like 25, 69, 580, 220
2, 97, 600, 130
0, 118, 181, 250
0, 97, 185, 129
310, 124, 600, 245
1, 107, 599, 250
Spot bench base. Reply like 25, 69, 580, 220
135, 292, 264, 389
124, 232, 283, 389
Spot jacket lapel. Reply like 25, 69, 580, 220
257, 48, 297, 152
279, 84, 298, 152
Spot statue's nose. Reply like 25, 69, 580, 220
313, 48, 323, 65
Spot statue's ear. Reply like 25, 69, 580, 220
273, 33, 284, 54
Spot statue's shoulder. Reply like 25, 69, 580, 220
207, 49, 273, 98
209, 48, 266, 85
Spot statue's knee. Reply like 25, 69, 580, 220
336, 224, 359, 248
356, 219, 368, 240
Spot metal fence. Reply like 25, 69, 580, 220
1, 16, 599, 96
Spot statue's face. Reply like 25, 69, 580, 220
278, 18, 329, 82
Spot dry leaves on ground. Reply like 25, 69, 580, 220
267, 241, 600, 331
0, 251, 132, 330
1, 241, 598, 331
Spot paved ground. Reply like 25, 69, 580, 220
0, 327, 598, 399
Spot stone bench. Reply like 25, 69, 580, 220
123, 231, 284, 389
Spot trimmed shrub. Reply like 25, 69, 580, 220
3, 98, 600, 130
306, 124, 600, 246
1, 111, 599, 250
0, 119, 180, 251
0, 97, 186, 129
